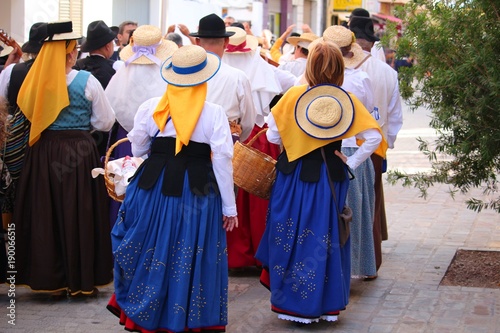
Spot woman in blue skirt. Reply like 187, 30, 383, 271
107, 45, 238, 333
255, 39, 387, 324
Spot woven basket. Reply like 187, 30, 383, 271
103, 138, 129, 202
233, 129, 277, 200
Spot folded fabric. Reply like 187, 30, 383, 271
91, 156, 144, 196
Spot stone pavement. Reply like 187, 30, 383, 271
1, 104, 499, 332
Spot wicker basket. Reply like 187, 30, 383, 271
103, 138, 130, 202
233, 129, 277, 200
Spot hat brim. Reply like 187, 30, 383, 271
45, 32, 82, 41
225, 35, 259, 54
21, 41, 42, 54
161, 51, 221, 87
0, 44, 14, 57
343, 43, 369, 69
295, 84, 354, 140
189, 31, 235, 38
120, 39, 178, 65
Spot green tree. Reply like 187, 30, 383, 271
384, 0, 500, 212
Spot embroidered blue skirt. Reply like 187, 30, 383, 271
110, 168, 228, 332
255, 160, 351, 318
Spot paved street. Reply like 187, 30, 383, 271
1, 101, 499, 332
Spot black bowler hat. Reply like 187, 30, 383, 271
81, 20, 116, 52
21, 22, 48, 53
349, 16, 379, 42
189, 14, 235, 38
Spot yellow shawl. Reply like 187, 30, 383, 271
272, 85, 388, 162
17, 40, 76, 146
153, 83, 207, 155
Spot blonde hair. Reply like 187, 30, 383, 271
304, 40, 344, 87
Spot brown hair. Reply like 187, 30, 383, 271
304, 40, 344, 87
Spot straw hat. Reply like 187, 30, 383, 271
287, 32, 320, 50
45, 21, 81, 41
295, 84, 354, 139
120, 25, 178, 65
225, 27, 258, 54
0, 41, 13, 58
161, 45, 221, 87
322, 25, 368, 68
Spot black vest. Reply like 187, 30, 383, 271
276, 141, 347, 182
73, 55, 116, 89
135, 137, 219, 197
7, 59, 35, 114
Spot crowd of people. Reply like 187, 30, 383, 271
0, 9, 402, 332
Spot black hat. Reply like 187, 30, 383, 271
21, 22, 48, 53
189, 14, 235, 38
349, 16, 380, 42
45, 21, 81, 41
81, 20, 116, 52
349, 8, 372, 19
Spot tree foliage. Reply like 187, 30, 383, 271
384, 0, 500, 212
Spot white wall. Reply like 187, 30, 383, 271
82, 0, 113, 32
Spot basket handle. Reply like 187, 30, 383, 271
246, 128, 268, 147
104, 137, 129, 168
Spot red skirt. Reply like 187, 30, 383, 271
227, 124, 281, 268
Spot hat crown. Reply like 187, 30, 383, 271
350, 8, 371, 18
323, 26, 354, 47
29, 22, 48, 43
307, 96, 342, 127
86, 20, 113, 40
131, 25, 162, 47
171, 45, 207, 69
227, 27, 246, 46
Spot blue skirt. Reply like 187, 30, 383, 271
110, 168, 228, 332
255, 160, 351, 318
342, 147, 376, 277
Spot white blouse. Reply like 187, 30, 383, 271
128, 96, 237, 217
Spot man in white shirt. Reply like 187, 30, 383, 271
190, 14, 256, 142
349, 15, 404, 274
278, 32, 320, 78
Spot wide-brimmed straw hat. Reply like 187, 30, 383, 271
189, 13, 235, 38
323, 25, 367, 68
295, 84, 354, 139
225, 27, 258, 53
45, 21, 81, 41
120, 25, 178, 65
81, 20, 116, 52
161, 44, 220, 87
0, 41, 13, 58
287, 32, 320, 50
21, 22, 48, 53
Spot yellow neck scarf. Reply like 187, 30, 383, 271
272, 85, 388, 162
153, 83, 207, 155
17, 40, 76, 146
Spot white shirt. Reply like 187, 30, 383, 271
206, 62, 257, 142
358, 51, 403, 149
265, 111, 381, 170
372, 41, 386, 63
105, 63, 167, 132
223, 48, 299, 126
341, 67, 375, 148
128, 97, 236, 217
278, 57, 307, 77
0, 63, 15, 98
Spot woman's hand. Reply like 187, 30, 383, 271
223, 215, 238, 232
335, 150, 348, 164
